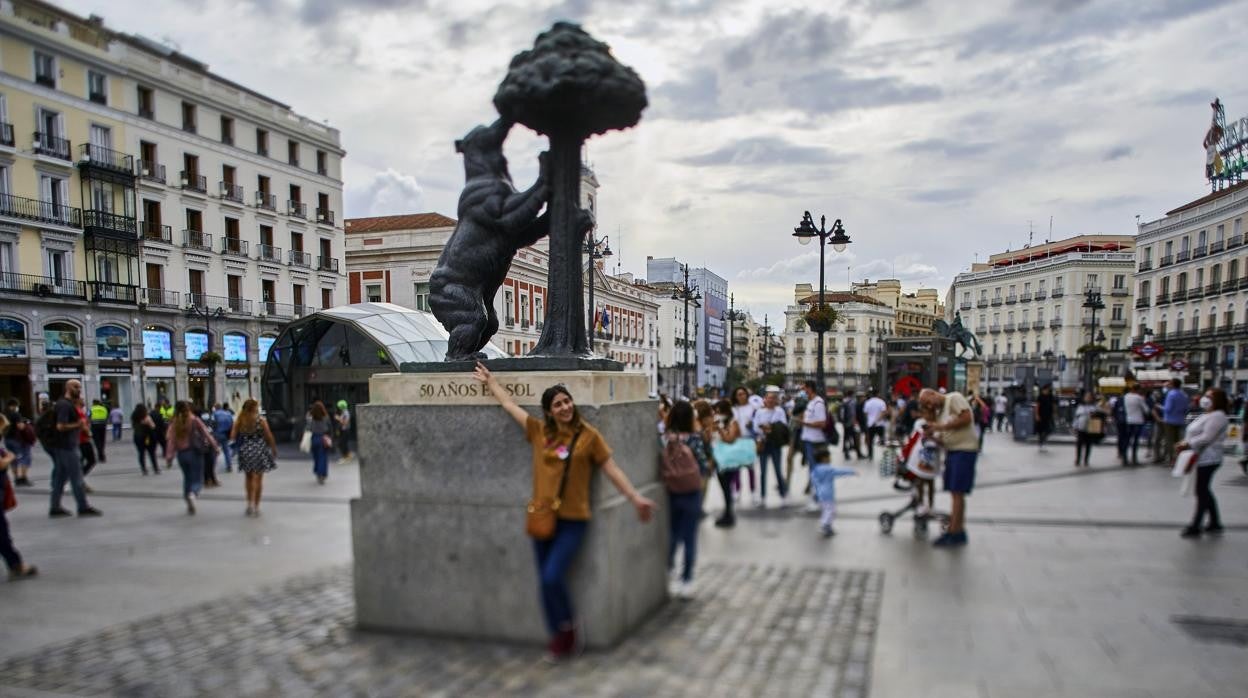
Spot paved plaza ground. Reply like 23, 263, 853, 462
0, 431, 1245, 697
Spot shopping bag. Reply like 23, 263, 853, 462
299, 429, 312, 454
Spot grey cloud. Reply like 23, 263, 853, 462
902, 138, 993, 158
849, 0, 927, 13
665, 198, 693, 214
297, 0, 420, 25
675, 137, 841, 167
1102, 145, 1133, 161
724, 12, 851, 70
909, 188, 975, 204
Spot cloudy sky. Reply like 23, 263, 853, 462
61, 0, 1248, 321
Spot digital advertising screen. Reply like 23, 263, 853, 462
185, 332, 209, 361
257, 336, 275, 363
142, 330, 172, 360
223, 334, 248, 363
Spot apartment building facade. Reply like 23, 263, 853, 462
0, 1, 345, 415
948, 235, 1135, 394
782, 284, 895, 394
849, 278, 944, 337
1133, 181, 1248, 394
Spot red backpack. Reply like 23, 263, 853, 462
661, 433, 704, 494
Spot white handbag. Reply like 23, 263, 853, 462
298, 429, 312, 454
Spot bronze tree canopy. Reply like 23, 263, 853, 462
494, 22, 647, 357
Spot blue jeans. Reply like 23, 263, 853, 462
49, 446, 89, 512
802, 440, 825, 469
112, 423, 122, 440
5, 438, 30, 468
532, 519, 588, 635
311, 438, 329, 479
667, 491, 702, 583
215, 433, 232, 470
176, 449, 204, 498
758, 444, 786, 498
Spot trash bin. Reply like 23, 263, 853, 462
1013, 405, 1034, 441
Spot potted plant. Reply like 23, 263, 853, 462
803, 306, 840, 333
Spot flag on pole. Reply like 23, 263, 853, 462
602, 307, 612, 330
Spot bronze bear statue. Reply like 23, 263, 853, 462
429, 118, 551, 361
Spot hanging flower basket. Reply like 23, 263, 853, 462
199, 350, 223, 365
804, 306, 840, 333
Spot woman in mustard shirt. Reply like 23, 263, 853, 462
473, 362, 655, 662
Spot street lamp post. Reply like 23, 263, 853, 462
1082, 286, 1105, 393
791, 211, 851, 395
185, 298, 226, 409
671, 263, 701, 399
583, 233, 612, 351
760, 315, 772, 377
876, 328, 888, 393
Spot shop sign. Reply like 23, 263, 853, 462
142, 330, 172, 360
185, 332, 209, 361
49, 364, 84, 374
44, 326, 81, 358
144, 365, 176, 378
1170, 359, 1189, 372
96, 326, 130, 360
1132, 342, 1163, 360
225, 367, 249, 379
99, 365, 133, 375
188, 366, 211, 377
223, 334, 248, 363
0, 318, 27, 358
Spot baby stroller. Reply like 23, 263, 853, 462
878, 423, 950, 537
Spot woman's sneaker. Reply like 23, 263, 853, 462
185, 493, 197, 515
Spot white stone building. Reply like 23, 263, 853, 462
947, 234, 1135, 394
0, 1, 345, 415
782, 284, 895, 394
1134, 181, 1248, 394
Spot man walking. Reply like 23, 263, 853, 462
109, 403, 124, 441
211, 403, 234, 473
993, 392, 1009, 432
798, 380, 827, 511
839, 392, 862, 460
89, 398, 108, 463
862, 389, 887, 460
1122, 384, 1148, 466
49, 380, 101, 518
1160, 379, 1188, 464
1033, 384, 1056, 451
919, 388, 977, 547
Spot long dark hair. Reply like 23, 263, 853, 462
666, 400, 695, 433
541, 384, 582, 440
131, 403, 149, 426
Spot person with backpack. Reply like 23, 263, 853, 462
3, 399, 35, 487
211, 403, 234, 474
130, 404, 160, 475
164, 400, 219, 515
752, 386, 789, 507
44, 381, 101, 518
839, 392, 863, 460
661, 400, 710, 599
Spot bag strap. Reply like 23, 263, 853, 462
555, 429, 583, 503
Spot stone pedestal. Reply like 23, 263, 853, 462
351, 370, 667, 649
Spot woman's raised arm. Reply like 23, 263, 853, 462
472, 361, 529, 428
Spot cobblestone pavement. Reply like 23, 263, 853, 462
0, 562, 882, 698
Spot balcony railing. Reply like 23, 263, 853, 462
261, 301, 310, 319
1224, 279, 1240, 293
0, 123, 13, 147
1210, 240, 1224, 254
1241, 277, 1248, 290
1172, 289, 1188, 302
1176, 250, 1191, 263
35, 74, 55, 88
1155, 292, 1170, 306
257, 243, 282, 263
1109, 318, 1128, 328
1193, 245, 1208, 259
1035, 290, 1047, 300
182, 229, 212, 251
990, 297, 1003, 306
975, 326, 987, 334
317, 256, 339, 273
1205, 283, 1221, 296
1228, 235, 1244, 249
256, 192, 276, 211
1049, 318, 1063, 328
316, 208, 335, 225
959, 301, 972, 311
289, 250, 312, 267
287, 200, 307, 218
1159, 254, 1174, 267
137, 160, 166, 184
976, 298, 988, 308
138, 106, 154, 120
219, 182, 244, 203
186, 293, 252, 316
142, 221, 172, 243
0, 193, 82, 227
221, 237, 249, 257
1138, 261, 1152, 272
83, 210, 138, 238
1110, 286, 1128, 296
1020, 292, 1032, 302
1005, 294, 1018, 304
33, 132, 71, 160
988, 324, 1001, 333
141, 288, 179, 308
1051, 288, 1064, 298
1135, 297, 1150, 308
317, 165, 328, 176
1003, 322, 1016, 332
1199, 326, 1216, 337
79, 144, 135, 174
180, 171, 207, 193
0, 271, 86, 300
90, 281, 138, 305
1032, 321, 1045, 330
